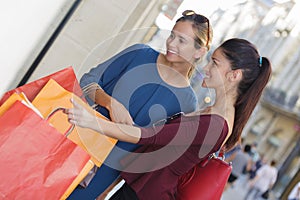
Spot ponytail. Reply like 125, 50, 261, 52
219, 39, 272, 150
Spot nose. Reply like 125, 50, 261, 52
167, 37, 177, 47
202, 63, 209, 71
167, 40, 175, 48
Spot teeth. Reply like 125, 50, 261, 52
168, 50, 177, 54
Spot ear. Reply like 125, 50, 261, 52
228, 69, 242, 82
194, 47, 207, 60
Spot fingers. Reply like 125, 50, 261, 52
82, 83, 101, 95
67, 98, 88, 126
70, 97, 80, 108
68, 118, 76, 125
62, 103, 77, 125
63, 107, 74, 116
65, 98, 95, 127
63, 108, 75, 124
70, 97, 89, 111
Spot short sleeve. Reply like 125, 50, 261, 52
80, 44, 148, 88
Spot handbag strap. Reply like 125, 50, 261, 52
199, 146, 226, 167
216, 146, 227, 160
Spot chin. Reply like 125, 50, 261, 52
166, 55, 180, 62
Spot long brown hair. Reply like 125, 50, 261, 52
220, 38, 272, 149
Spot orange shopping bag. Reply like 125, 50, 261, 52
32, 79, 118, 167
31, 79, 118, 196
0, 101, 90, 200
0, 92, 32, 117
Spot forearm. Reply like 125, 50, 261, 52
84, 85, 112, 109
97, 118, 141, 144
67, 97, 138, 142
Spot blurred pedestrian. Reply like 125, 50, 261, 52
225, 144, 252, 190
244, 160, 278, 200
249, 153, 267, 180
224, 138, 243, 162
249, 142, 260, 163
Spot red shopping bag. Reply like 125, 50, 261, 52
0, 101, 90, 200
0, 66, 83, 105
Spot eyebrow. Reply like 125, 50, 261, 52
212, 56, 220, 63
178, 35, 188, 41
172, 30, 190, 42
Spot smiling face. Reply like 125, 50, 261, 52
165, 21, 203, 64
202, 47, 234, 89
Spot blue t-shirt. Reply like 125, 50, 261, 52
80, 43, 197, 127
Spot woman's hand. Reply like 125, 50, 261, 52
66, 98, 140, 143
108, 98, 134, 125
83, 83, 133, 125
65, 98, 100, 130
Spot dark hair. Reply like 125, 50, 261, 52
244, 144, 251, 153
270, 160, 277, 166
220, 38, 272, 150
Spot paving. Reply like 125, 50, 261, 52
221, 174, 277, 200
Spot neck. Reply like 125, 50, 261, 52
157, 54, 192, 87
169, 62, 192, 78
213, 88, 237, 115
209, 89, 237, 146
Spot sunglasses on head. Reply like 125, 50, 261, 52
182, 10, 210, 47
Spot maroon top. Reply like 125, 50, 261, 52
120, 114, 228, 200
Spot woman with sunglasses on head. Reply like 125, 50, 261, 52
66, 38, 272, 200
67, 10, 212, 200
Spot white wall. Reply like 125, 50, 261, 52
0, 0, 75, 96
0, 0, 164, 97
23, 0, 162, 86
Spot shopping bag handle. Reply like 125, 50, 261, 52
46, 107, 75, 137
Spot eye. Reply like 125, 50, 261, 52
169, 32, 175, 39
211, 58, 218, 67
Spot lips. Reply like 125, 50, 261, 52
203, 73, 211, 79
167, 49, 178, 55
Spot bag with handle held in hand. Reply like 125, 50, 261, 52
31, 79, 118, 190
31, 78, 117, 167
0, 67, 117, 194
0, 100, 90, 200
